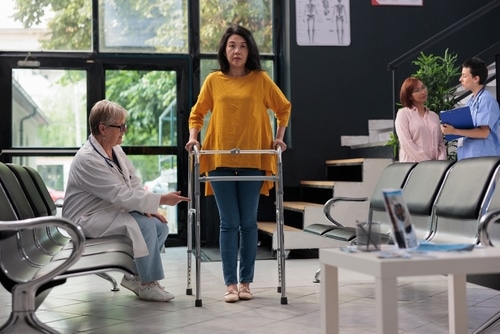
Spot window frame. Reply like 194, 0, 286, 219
0, 0, 286, 244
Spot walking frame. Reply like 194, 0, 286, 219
186, 146, 288, 307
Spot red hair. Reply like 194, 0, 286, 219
399, 77, 422, 108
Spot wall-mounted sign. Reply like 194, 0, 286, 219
296, 0, 351, 46
371, 0, 423, 6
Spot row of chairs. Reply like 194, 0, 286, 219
306, 156, 500, 247
0, 162, 136, 334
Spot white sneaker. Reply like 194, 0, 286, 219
120, 275, 139, 296
138, 281, 175, 302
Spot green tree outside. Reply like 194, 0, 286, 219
13, 0, 274, 180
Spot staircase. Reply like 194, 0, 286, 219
258, 153, 393, 252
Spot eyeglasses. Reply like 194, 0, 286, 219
412, 85, 427, 93
107, 123, 127, 132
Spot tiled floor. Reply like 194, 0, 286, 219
2, 246, 500, 333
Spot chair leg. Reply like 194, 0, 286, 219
1, 284, 59, 334
473, 310, 500, 334
96, 273, 119, 291
313, 268, 321, 283
0, 311, 58, 334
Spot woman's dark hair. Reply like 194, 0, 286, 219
217, 25, 262, 73
462, 57, 488, 85
399, 77, 423, 108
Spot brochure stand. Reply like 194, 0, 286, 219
186, 146, 288, 307
382, 188, 419, 249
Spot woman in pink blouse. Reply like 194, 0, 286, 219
395, 77, 447, 162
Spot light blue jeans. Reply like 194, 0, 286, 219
208, 168, 264, 286
130, 211, 169, 283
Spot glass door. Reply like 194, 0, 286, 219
1, 56, 189, 238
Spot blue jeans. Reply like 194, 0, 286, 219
130, 211, 169, 283
208, 169, 264, 286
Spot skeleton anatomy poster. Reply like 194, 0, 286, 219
296, 0, 351, 46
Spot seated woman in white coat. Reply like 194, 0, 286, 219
62, 99, 190, 302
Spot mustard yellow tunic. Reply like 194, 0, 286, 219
188, 70, 291, 195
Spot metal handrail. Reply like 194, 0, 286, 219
387, 1, 500, 71
387, 1, 500, 126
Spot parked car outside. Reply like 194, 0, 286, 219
143, 169, 178, 234
144, 176, 169, 194
47, 187, 65, 206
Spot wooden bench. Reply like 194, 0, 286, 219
299, 180, 334, 188
283, 201, 323, 212
257, 221, 302, 235
0, 162, 136, 333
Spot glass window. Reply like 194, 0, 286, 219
12, 156, 72, 208
105, 69, 180, 233
200, 0, 273, 54
99, 0, 188, 53
0, 0, 92, 52
12, 154, 180, 234
12, 69, 87, 148
129, 155, 180, 234
105, 69, 178, 146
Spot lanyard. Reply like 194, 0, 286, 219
469, 86, 485, 113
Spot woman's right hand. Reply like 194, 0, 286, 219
185, 139, 200, 152
160, 191, 191, 206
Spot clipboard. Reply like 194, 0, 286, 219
440, 105, 473, 141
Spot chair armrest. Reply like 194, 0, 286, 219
479, 208, 500, 247
323, 196, 368, 227
0, 216, 85, 311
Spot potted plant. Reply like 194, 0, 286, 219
387, 49, 461, 160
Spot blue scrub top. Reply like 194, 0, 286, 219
457, 89, 500, 160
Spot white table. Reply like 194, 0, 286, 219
320, 247, 500, 334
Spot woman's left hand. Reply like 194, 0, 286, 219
273, 139, 287, 152
145, 212, 168, 223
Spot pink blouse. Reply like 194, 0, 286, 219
395, 106, 447, 162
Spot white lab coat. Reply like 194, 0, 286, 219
62, 135, 162, 258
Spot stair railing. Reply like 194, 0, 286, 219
387, 1, 500, 126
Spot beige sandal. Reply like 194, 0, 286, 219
224, 289, 239, 303
238, 285, 253, 300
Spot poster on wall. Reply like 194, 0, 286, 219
296, 0, 351, 46
371, 0, 423, 6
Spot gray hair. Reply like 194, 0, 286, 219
89, 100, 128, 135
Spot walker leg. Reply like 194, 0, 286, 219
186, 156, 194, 296
275, 154, 288, 305
194, 158, 202, 307
186, 210, 194, 295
